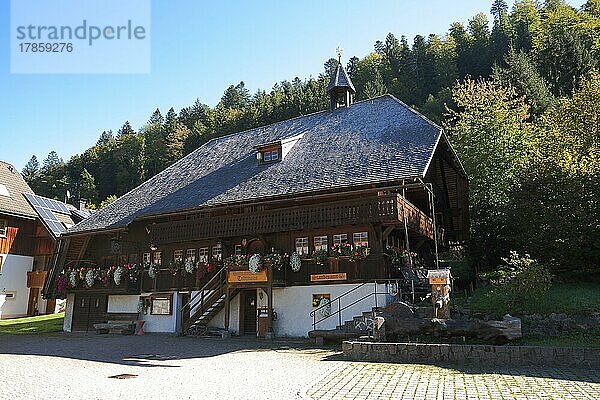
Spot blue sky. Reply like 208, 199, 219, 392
0, 0, 586, 170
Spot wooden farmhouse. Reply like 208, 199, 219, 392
0, 161, 88, 319
44, 61, 469, 336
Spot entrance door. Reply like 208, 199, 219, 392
240, 290, 257, 335
72, 294, 108, 332
27, 288, 40, 316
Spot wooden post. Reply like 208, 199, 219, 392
267, 265, 273, 334
224, 285, 230, 332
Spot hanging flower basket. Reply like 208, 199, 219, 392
56, 274, 67, 293
113, 266, 125, 285
68, 270, 78, 288
184, 257, 195, 274
148, 264, 158, 279
248, 254, 262, 272
85, 269, 96, 288
290, 252, 301, 272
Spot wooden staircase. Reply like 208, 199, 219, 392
180, 267, 237, 335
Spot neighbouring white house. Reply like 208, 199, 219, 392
0, 160, 89, 319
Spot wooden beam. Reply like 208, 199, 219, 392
382, 226, 395, 241
224, 285, 230, 332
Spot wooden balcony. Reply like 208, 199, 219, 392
150, 194, 437, 244
27, 271, 47, 288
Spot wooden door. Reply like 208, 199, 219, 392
72, 294, 108, 332
27, 288, 40, 316
240, 290, 257, 335
45, 299, 56, 314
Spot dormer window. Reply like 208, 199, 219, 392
257, 144, 282, 164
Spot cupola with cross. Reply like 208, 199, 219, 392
327, 47, 356, 111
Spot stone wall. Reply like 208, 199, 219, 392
342, 341, 600, 368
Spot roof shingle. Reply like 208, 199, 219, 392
0, 161, 36, 219
68, 95, 442, 234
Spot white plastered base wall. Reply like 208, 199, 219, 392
209, 283, 389, 338
0, 254, 33, 319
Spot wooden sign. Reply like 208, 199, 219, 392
310, 273, 347, 282
228, 270, 268, 283
429, 277, 450, 285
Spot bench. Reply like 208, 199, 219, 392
93, 313, 139, 334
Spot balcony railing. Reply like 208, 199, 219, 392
150, 194, 439, 244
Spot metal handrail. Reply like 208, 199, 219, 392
310, 279, 401, 331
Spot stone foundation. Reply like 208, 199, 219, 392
342, 341, 600, 367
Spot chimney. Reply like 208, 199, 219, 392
78, 198, 87, 211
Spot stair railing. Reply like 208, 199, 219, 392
310, 280, 400, 331
180, 266, 227, 333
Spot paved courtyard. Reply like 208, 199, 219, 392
0, 334, 598, 400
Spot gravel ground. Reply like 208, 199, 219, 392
0, 333, 339, 400
1, 334, 599, 400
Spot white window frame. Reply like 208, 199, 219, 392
173, 249, 184, 262
353, 232, 369, 247
212, 244, 222, 261
295, 237, 309, 256
270, 149, 279, 160
314, 236, 328, 252
234, 245, 242, 256
142, 253, 151, 264
198, 247, 209, 263
0, 219, 7, 238
333, 234, 348, 245
153, 251, 162, 266
186, 249, 197, 262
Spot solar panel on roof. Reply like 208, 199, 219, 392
23, 193, 74, 238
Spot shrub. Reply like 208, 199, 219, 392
480, 251, 552, 309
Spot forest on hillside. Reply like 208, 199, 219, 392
22, 0, 599, 274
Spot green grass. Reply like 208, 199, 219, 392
511, 329, 600, 348
468, 282, 600, 317
0, 313, 64, 334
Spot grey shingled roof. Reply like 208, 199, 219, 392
0, 161, 36, 219
327, 62, 356, 94
68, 95, 443, 234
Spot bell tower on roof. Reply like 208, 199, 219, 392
327, 47, 356, 111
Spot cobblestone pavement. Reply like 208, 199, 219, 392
304, 362, 600, 400
1, 334, 599, 400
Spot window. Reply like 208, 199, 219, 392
353, 232, 369, 247
212, 244, 222, 261
198, 247, 209, 263
258, 145, 282, 164
173, 250, 184, 262
333, 234, 348, 245
0, 219, 7, 238
186, 249, 197, 261
314, 236, 328, 252
153, 251, 162, 266
142, 253, 151, 264
234, 245, 242, 256
295, 237, 309, 256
